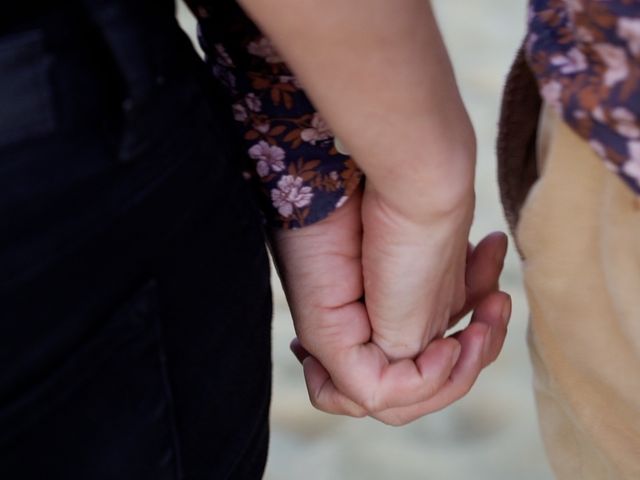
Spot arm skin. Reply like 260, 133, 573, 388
238, 0, 511, 421
269, 190, 510, 424
238, 0, 475, 358
236, 0, 475, 215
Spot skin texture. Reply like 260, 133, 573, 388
241, 0, 511, 422
270, 191, 510, 425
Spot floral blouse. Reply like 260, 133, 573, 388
527, 0, 640, 192
189, 1, 640, 227
187, 1, 362, 229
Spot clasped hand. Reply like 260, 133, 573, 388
269, 183, 511, 426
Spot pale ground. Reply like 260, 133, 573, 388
178, 1, 554, 478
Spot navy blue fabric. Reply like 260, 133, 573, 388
0, 3, 272, 479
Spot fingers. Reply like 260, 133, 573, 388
302, 355, 368, 417
314, 336, 460, 413
290, 337, 310, 363
372, 291, 511, 425
477, 292, 511, 365
371, 337, 461, 410
298, 340, 457, 417
466, 232, 507, 303
372, 322, 487, 426
283, 225, 510, 422
292, 291, 510, 420
449, 232, 508, 328
291, 284, 469, 418
292, 336, 461, 416
361, 183, 474, 361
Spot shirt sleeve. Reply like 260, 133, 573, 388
189, 2, 363, 229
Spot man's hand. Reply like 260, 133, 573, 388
269, 188, 510, 425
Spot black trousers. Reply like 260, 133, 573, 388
0, 3, 272, 479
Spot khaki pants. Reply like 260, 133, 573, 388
517, 106, 640, 479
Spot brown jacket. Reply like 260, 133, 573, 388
498, 47, 543, 251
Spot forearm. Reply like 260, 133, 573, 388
237, 0, 475, 217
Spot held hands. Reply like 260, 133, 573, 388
269, 185, 511, 426
238, 0, 504, 424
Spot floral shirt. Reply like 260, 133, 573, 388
527, 0, 640, 192
189, 1, 640, 225
187, 1, 362, 229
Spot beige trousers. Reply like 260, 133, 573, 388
517, 106, 640, 479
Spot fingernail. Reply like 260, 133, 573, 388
482, 327, 493, 362
450, 341, 462, 367
494, 234, 508, 264
501, 296, 512, 323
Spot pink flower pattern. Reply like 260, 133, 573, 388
271, 176, 314, 218
192, 0, 640, 222
247, 37, 283, 64
193, 2, 363, 228
300, 113, 334, 145
249, 141, 286, 177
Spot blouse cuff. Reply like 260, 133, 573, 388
196, 13, 363, 229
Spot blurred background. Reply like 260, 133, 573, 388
178, 1, 553, 478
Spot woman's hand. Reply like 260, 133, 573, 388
269, 189, 510, 425
239, 0, 482, 359
240, 0, 510, 423
361, 166, 475, 361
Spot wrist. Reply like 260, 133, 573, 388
364, 148, 475, 228
354, 107, 476, 221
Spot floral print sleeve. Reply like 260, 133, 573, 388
526, 0, 640, 193
188, 1, 363, 229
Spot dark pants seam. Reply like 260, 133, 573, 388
154, 304, 186, 480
